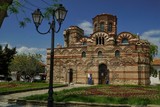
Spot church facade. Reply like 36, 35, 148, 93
46, 13, 151, 85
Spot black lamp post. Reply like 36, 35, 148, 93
32, 4, 67, 107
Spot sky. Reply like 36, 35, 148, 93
0, 0, 160, 62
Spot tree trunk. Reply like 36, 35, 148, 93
0, 0, 13, 28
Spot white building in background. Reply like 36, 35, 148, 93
150, 58, 160, 85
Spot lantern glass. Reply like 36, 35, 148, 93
32, 9, 43, 28
55, 4, 67, 24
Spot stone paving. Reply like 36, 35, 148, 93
0, 84, 90, 107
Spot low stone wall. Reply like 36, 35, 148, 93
9, 99, 159, 107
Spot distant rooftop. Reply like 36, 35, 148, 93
153, 58, 160, 66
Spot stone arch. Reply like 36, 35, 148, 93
61, 49, 70, 55
54, 49, 61, 55
54, 59, 64, 66
111, 46, 123, 53
117, 32, 134, 44
79, 37, 88, 44
84, 59, 93, 66
65, 60, 75, 66
123, 47, 134, 54
109, 58, 122, 66
94, 47, 106, 53
70, 48, 79, 54
98, 63, 109, 84
121, 57, 135, 65
76, 61, 83, 67
91, 32, 109, 42
99, 20, 106, 24
79, 48, 87, 53
97, 59, 107, 65
108, 20, 114, 24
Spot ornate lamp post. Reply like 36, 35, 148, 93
32, 4, 67, 107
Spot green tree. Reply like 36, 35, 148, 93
149, 43, 158, 61
149, 43, 158, 77
9, 53, 45, 82
0, 44, 16, 79
0, 0, 59, 28
0, 0, 13, 28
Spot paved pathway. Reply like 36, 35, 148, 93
0, 84, 90, 106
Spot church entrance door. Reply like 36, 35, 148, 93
98, 64, 108, 84
69, 69, 73, 83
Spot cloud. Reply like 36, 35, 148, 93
17, 46, 45, 54
141, 30, 160, 45
141, 29, 160, 58
141, 30, 160, 38
0, 42, 46, 62
17, 46, 46, 62
78, 21, 93, 35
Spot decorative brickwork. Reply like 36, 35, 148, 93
46, 13, 150, 85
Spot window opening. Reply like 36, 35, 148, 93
115, 50, 120, 57
100, 23, 104, 31
98, 51, 102, 57
122, 38, 129, 44
102, 37, 104, 45
108, 23, 112, 32
96, 37, 98, 45
82, 51, 86, 58
99, 37, 102, 44
83, 42, 87, 46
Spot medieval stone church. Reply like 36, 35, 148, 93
46, 13, 151, 85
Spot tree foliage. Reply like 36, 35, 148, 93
0, 0, 59, 28
9, 53, 45, 82
0, 44, 16, 78
149, 43, 158, 62
0, 0, 13, 28
149, 43, 159, 77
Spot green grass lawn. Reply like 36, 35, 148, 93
0, 81, 63, 94
23, 85, 160, 105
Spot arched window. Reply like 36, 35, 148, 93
82, 41, 87, 46
108, 23, 112, 32
96, 37, 98, 45
96, 37, 105, 45
102, 37, 104, 45
115, 50, 120, 57
99, 37, 102, 44
100, 23, 104, 31
94, 24, 97, 31
122, 38, 129, 44
98, 51, 103, 57
82, 51, 86, 58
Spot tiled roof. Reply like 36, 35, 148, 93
153, 58, 160, 66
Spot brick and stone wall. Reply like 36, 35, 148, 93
46, 13, 150, 85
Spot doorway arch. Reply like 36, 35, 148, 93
98, 64, 109, 84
